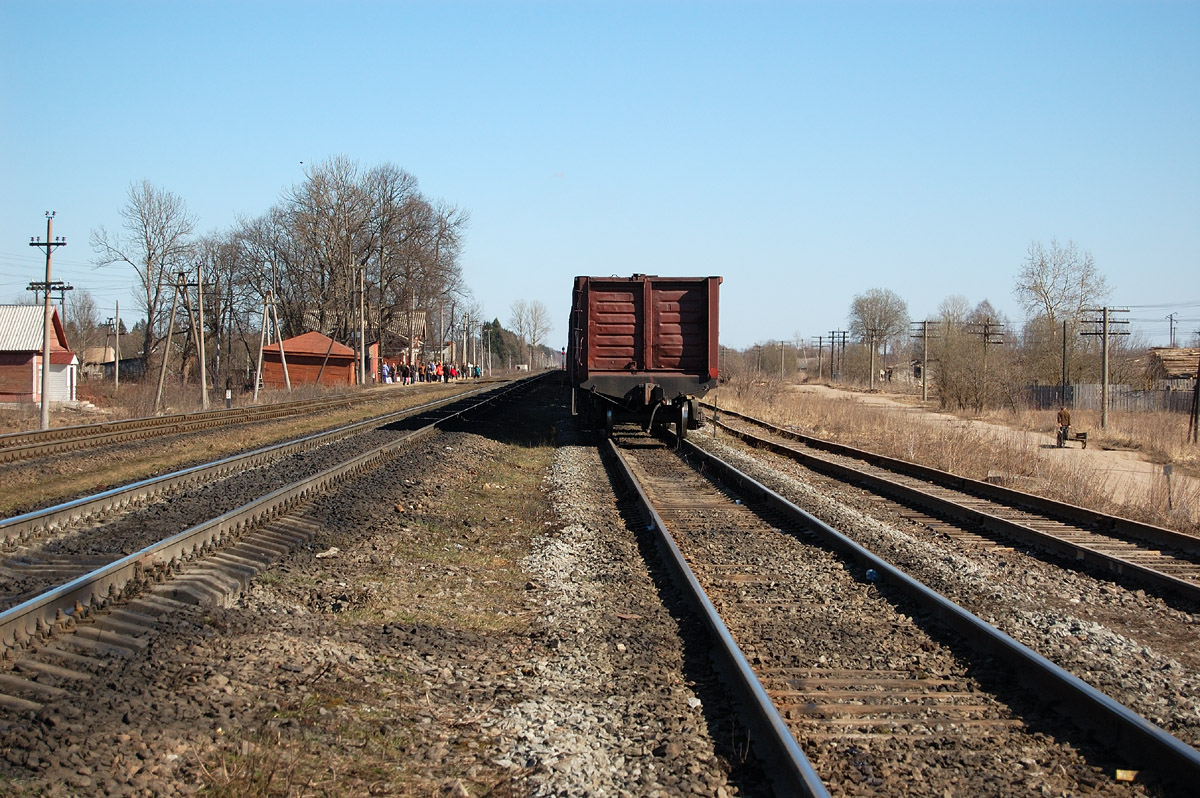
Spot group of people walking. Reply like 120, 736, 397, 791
378, 361, 482, 385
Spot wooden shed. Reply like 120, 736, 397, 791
0, 305, 77, 404
263, 331, 356, 388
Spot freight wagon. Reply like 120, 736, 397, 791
567, 274, 721, 439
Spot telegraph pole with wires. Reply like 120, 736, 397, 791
28, 213, 66, 430
1080, 307, 1130, 429
154, 276, 184, 413
865, 327, 882, 390
176, 270, 204, 405
910, 320, 941, 403
196, 261, 209, 409
967, 318, 1004, 410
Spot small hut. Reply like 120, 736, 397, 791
263, 332, 356, 389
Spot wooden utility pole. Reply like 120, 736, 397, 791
867, 329, 879, 390
178, 271, 203, 396
909, 321, 940, 403
253, 296, 269, 402
271, 292, 292, 391
358, 268, 367, 385
154, 281, 182, 413
1080, 307, 1129, 429
196, 261, 209, 409
1061, 319, 1068, 407
114, 302, 120, 394
28, 213, 66, 430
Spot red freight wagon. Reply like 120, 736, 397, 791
567, 274, 721, 439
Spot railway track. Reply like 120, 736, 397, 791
606, 423, 1200, 795
704, 404, 1200, 604
0, 380, 503, 465
0, 377, 539, 678
0, 382, 503, 561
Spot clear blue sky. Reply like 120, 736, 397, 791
2, 1, 1198, 351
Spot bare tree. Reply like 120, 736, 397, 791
1013, 239, 1109, 325
509, 299, 531, 366
63, 289, 104, 361
1013, 239, 1110, 385
526, 300, 553, 367
90, 180, 196, 370
848, 287, 910, 368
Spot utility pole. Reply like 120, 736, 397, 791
829, 330, 848, 380
378, 244, 386, 372
195, 261, 209, 409
967, 318, 1004, 411
1167, 313, 1178, 348
813, 336, 825, 382
359, 267, 367, 385
113, 302, 120, 394
106, 311, 121, 395
909, 320, 940, 403
28, 212, 66, 430
1080, 307, 1130, 429
1061, 319, 1069, 407
177, 270, 202, 399
866, 328, 881, 390
154, 279, 182, 413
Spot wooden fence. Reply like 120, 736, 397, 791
1027, 382, 1197, 414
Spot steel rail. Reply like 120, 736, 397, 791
603, 437, 829, 798
0, 383, 500, 547
704, 403, 1199, 553
0, 382, 501, 463
706, 408, 1200, 602
678, 433, 1200, 789
0, 377, 536, 653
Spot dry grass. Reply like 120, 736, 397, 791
193, 428, 554, 796
711, 375, 1200, 536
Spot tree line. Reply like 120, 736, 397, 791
730, 239, 1179, 411
64, 157, 549, 392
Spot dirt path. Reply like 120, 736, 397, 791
791, 384, 1198, 523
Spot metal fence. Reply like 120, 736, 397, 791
1027, 382, 1197, 414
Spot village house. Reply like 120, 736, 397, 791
0, 304, 78, 404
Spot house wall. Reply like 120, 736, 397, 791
0, 352, 36, 401
263, 354, 355, 389
50, 364, 77, 402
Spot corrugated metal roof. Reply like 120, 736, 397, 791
0, 305, 52, 351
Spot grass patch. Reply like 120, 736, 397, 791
713, 375, 1200, 535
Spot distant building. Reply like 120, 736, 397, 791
0, 305, 78, 404
262, 331, 357, 388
